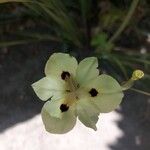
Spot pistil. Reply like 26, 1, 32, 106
64, 75, 79, 106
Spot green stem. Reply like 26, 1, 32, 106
130, 88, 150, 96
121, 79, 134, 91
108, 0, 140, 43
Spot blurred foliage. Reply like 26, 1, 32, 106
0, 0, 150, 94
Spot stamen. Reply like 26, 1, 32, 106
66, 90, 71, 92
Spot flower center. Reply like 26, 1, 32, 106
63, 73, 79, 107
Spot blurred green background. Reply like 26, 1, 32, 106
0, 0, 150, 150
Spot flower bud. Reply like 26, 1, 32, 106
131, 70, 144, 81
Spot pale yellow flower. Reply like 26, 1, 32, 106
32, 53, 124, 134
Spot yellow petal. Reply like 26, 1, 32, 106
32, 77, 67, 101
41, 104, 76, 134
76, 57, 99, 85
45, 53, 78, 79
80, 74, 124, 113
76, 98, 99, 130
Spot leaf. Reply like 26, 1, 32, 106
0, 39, 37, 47
23, 0, 82, 47
0, 0, 27, 3
100, 5, 125, 28
79, 0, 91, 19
111, 56, 128, 79
92, 32, 114, 51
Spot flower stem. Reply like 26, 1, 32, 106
121, 79, 134, 91
130, 88, 150, 96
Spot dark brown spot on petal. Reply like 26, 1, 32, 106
76, 96, 79, 100
89, 88, 98, 97
60, 104, 69, 112
66, 90, 71, 92
61, 71, 70, 80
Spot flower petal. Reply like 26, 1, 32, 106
94, 92, 123, 112
43, 99, 64, 118
45, 53, 78, 78
76, 98, 100, 130
81, 74, 124, 113
41, 104, 76, 134
76, 57, 99, 85
32, 77, 67, 101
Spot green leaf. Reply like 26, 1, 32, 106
100, 6, 125, 28
92, 33, 114, 51
23, 0, 82, 47
79, 0, 91, 19
0, 39, 37, 47
111, 56, 128, 79
0, 0, 28, 3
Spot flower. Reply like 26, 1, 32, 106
32, 53, 124, 134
